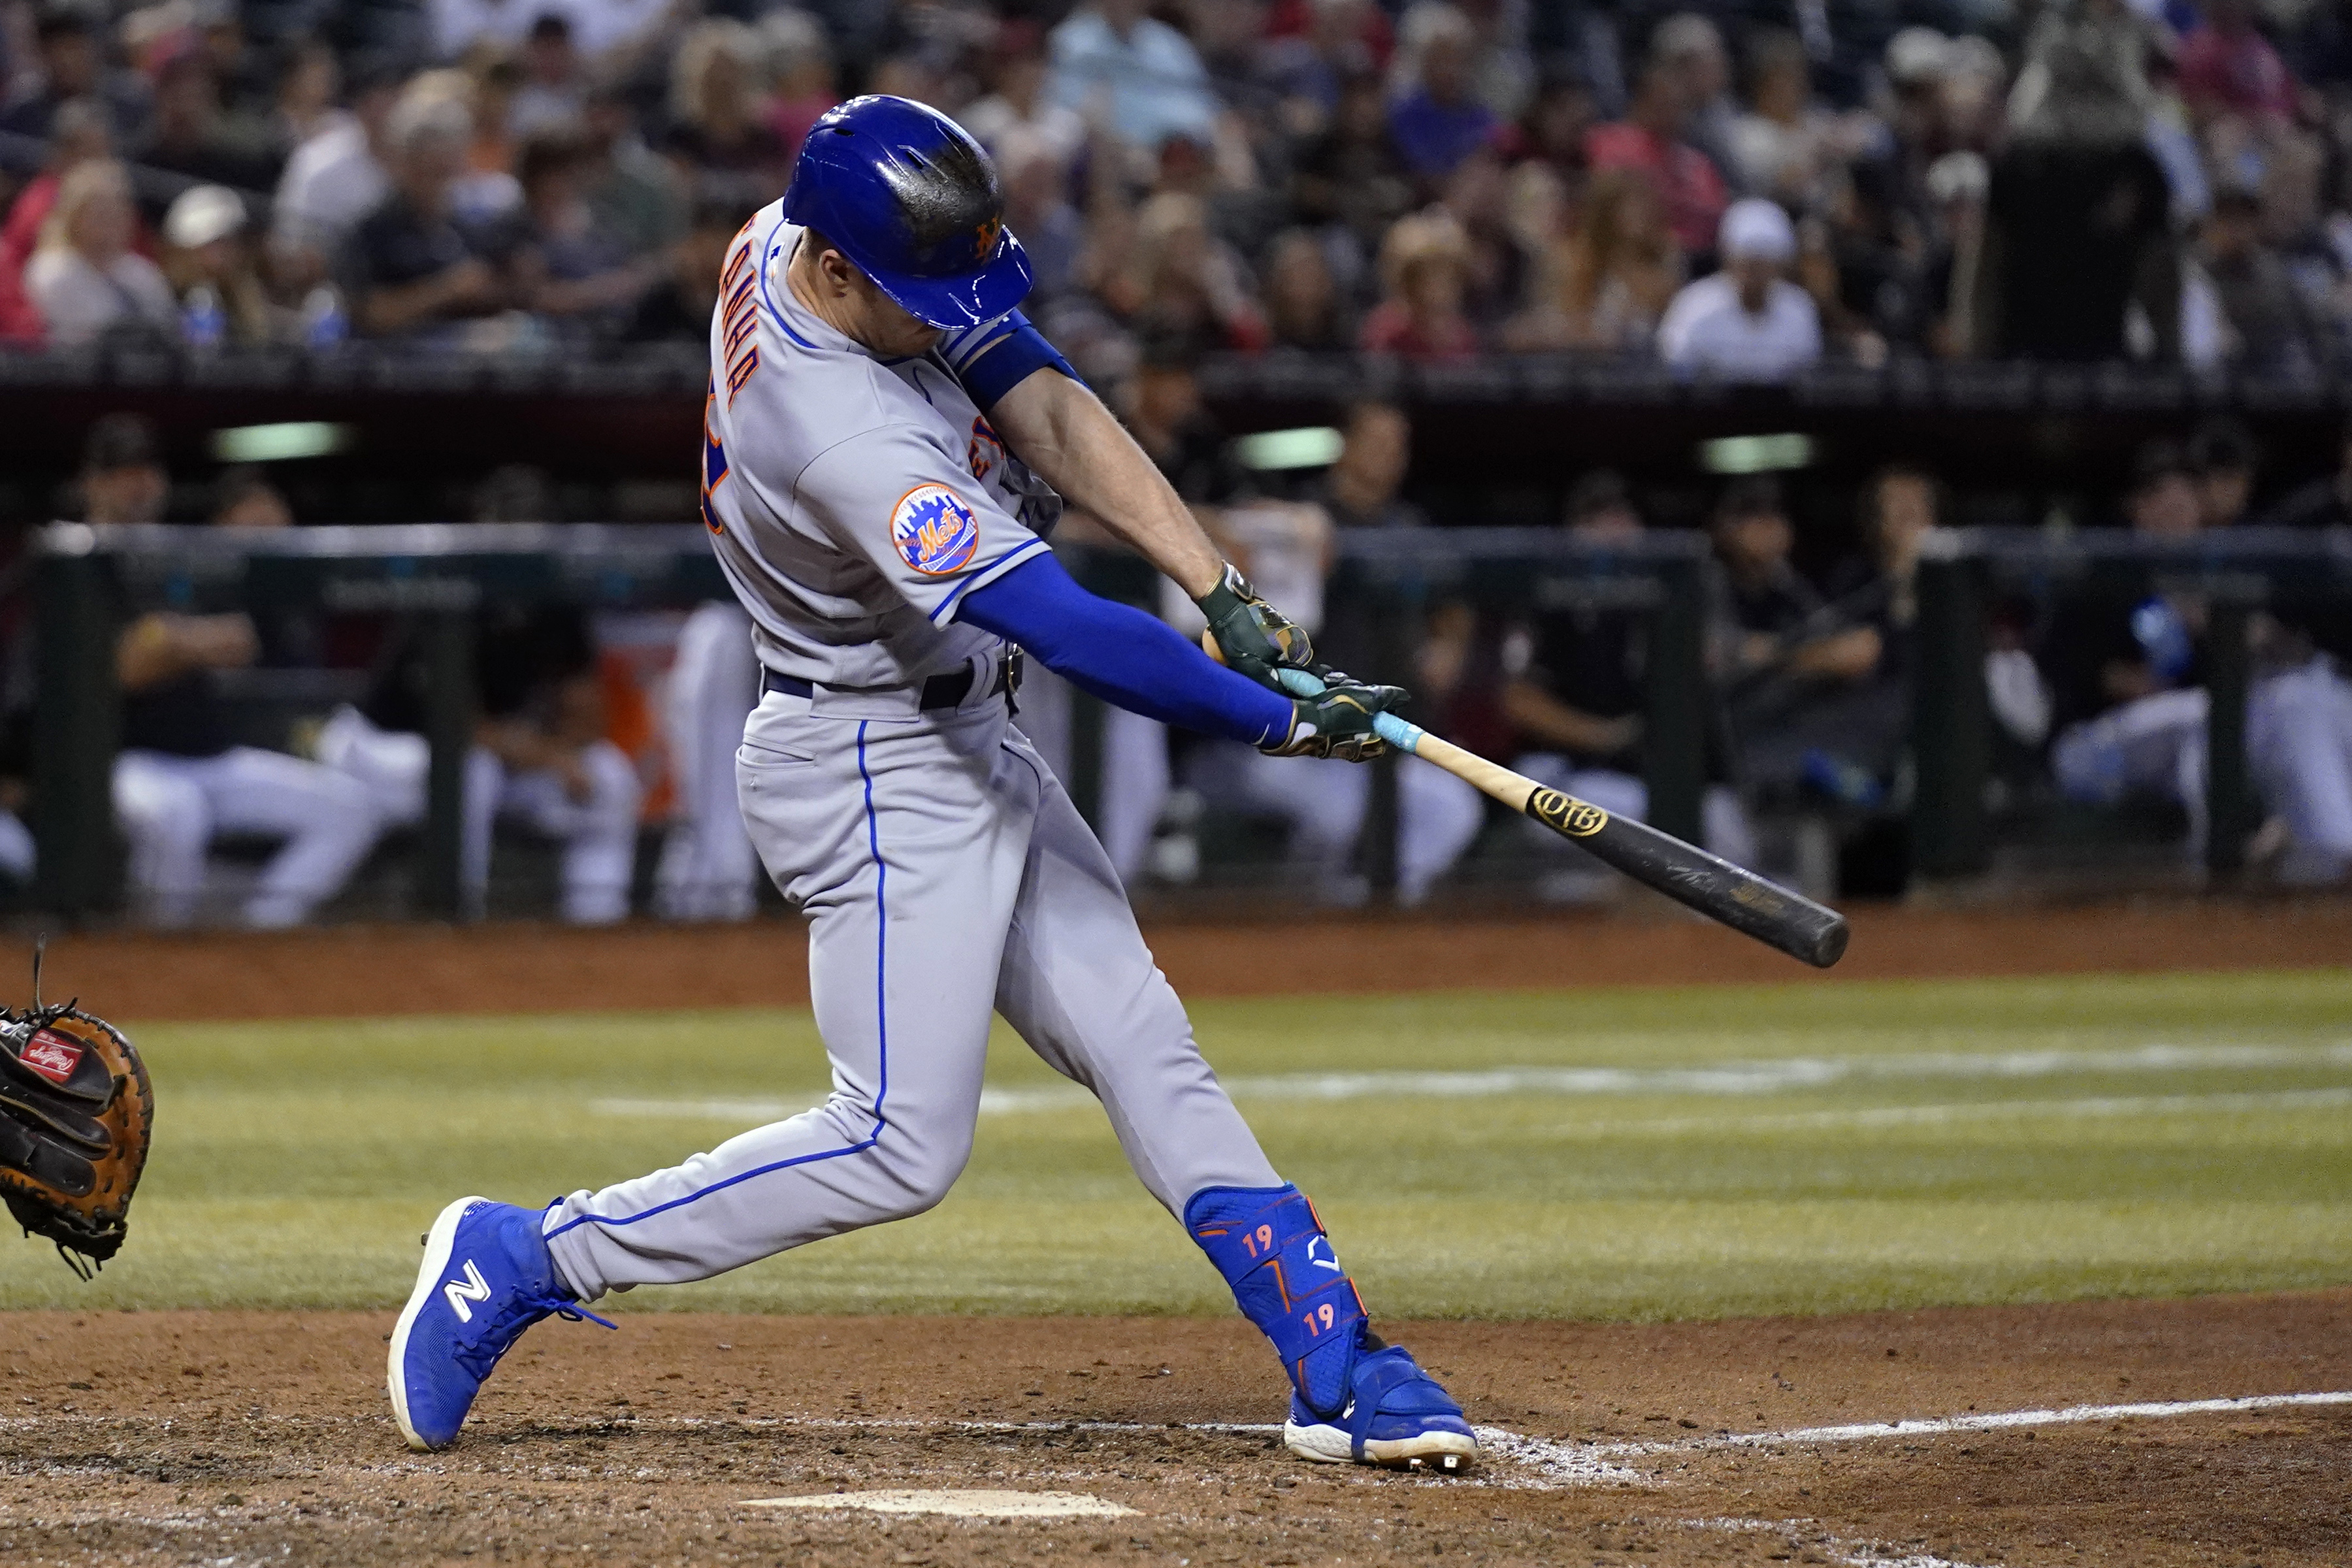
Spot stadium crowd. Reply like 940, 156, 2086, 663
4, 0, 2352, 371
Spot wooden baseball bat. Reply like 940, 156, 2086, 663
1271, 668, 1850, 968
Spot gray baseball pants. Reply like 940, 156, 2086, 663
542, 675, 1282, 1301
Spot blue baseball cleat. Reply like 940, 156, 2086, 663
1282, 1342, 1478, 1472
387, 1196, 614, 1451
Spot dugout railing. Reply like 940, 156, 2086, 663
1912, 526, 2352, 884
25, 521, 2352, 923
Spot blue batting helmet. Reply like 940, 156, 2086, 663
781, 95, 1032, 331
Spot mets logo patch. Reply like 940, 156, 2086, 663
891, 483, 980, 576
20, 1029, 84, 1085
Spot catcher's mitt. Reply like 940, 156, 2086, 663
0, 1003, 152, 1277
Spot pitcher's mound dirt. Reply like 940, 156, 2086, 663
2, 1290, 2346, 1566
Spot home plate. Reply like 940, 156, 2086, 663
743, 1490, 1140, 1519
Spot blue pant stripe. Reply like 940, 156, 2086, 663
544, 722, 890, 1241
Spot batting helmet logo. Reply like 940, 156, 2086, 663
972, 214, 1003, 260
891, 484, 981, 576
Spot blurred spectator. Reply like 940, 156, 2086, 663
1290, 72, 1415, 265
1000, 142, 1085, 306
161, 184, 278, 346
2043, 439, 2352, 882
581, 82, 687, 260
2176, 0, 2298, 134
1386, 5, 1499, 184
1922, 148, 1987, 356
272, 59, 401, 268
662, 21, 789, 197
962, 24, 1084, 170
1046, 0, 1219, 152
100, 416, 384, 928
1313, 399, 1426, 529
77, 412, 168, 523
623, 195, 753, 343
1974, 20, 2178, 361
2196, 188, 2319, 372
24, 159, 177, 346
1507, 165, 1680, 350
2189, 418, 2260, 529
321, 601, 642, 924
1815, 157, 1929, 356
0, 7, 148, 143
1433, 148, 1529, 331
1705, 473, 1885, 807
761, 10, 840, 167
212, 464, 294, 528
1261, 0, 1394, 130
1120, 333, 1245, 504
1502, 470, 1756, 888
1102, 191, 1268, 353
1657, 197, 1821, 379
1262, 227, 1352, 350
340, 90, 511, 342
1360, 208, 1478, 359
1586, 37, 1727, 259
272, 41, 344, 157
1650, 14, 1740, 201
136, 52, 282, 202
3, 95, 116, 285
1729, 29, 1840, 204
431, 0, 550, 63
1494, 72, 1593, 176
510, 14, 586, 138
508, 122, 654, 333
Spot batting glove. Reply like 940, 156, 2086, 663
1262, 670, 1408, 762
1197, 564, 1328, 691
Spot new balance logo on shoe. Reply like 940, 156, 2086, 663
444, 1260, 492, 1323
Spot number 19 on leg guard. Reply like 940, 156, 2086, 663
1184, 1184, 1477, 1471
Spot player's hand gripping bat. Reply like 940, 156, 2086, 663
1269, 667, 1850, 969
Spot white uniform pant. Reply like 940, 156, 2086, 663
654, 602, 762, 922
315, 707, 643, 923
1098, 709, 1488, 905
542, 689, 1281, 1300
2053, 663, 2352, 882
112, 746, 382, 928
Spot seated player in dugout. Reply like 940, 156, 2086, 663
389, 95, 1478, 1473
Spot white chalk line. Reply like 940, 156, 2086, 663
591, 1040, 2352, 1123
1558, 1086, 2352, 1137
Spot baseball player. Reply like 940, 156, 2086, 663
389, 96, 1476, 1473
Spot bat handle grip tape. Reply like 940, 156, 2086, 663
1272, 666, 1424, 754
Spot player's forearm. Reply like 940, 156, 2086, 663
985, 368, 1224, 597
960, 554, 1290, 745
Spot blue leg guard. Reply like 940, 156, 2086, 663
1183, 1184, 1367, 1418
1185, 1183, 1478, 1470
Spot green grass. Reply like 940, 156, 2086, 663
4, 970, 2349, 1320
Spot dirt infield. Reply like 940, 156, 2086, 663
12, 896, 2352, 1021
1, 1292, 2345, 1566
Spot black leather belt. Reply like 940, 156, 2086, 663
763, 652, 1022, 712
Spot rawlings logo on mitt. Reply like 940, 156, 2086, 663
0, 1002, 152, 1278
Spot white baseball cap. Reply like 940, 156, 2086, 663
163, 184, 247, 250
1718, 198, 1795, 263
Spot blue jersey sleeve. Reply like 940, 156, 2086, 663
935, 308, 1081, 411
959, 553, 1293, 747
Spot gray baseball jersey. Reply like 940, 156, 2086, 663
540, 204, 1282, 1298
698, 210, 1062, 690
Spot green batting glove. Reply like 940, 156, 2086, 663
1196, 564, 1326, 692
1262, 670, 1409, 762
